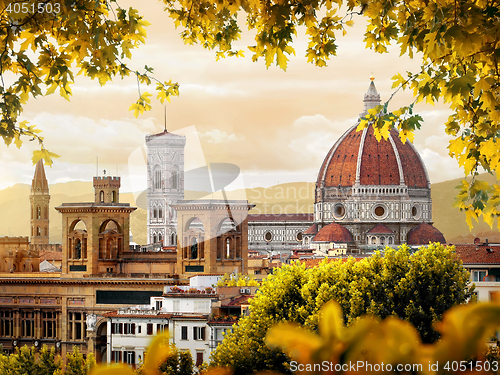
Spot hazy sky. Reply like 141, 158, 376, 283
0, 1, 463, 193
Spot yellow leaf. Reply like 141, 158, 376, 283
319, 301, 344, 342
276, 48, 288, 71
266, 323, 322, 365
143, 333, 172, 375
357, 119, 368, 132
90, 364, 135, 375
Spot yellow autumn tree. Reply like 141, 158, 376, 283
0, 0, 178, 165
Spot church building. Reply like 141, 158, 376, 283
310, 77, 445, 249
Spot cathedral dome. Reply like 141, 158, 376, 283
312, 78, 435, 247
316, 124, 429, 193
407, 222, 446, 245
313, 223, 353, 243
316, 79, 429, 200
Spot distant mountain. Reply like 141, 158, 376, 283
0, 176, 497, 245
431, 173, 500, 243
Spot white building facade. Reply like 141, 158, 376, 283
146, 130, 186, 246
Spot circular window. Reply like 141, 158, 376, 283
296, 232, 303, 241
264, 232, 273, 242
374, 206, 385, 217
412, 205, 418, 218
333, 203, 346, 219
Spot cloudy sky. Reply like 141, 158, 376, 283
0, 1, 462, 193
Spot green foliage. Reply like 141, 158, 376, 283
9, 345, 37, 375
267, 300, 500, 375
0, 0, 179, 164
0, 344, 62, 375
38, 345, 63, 375
208, 244, 472, 374
65, 347, 94, 375
215, 274, 260, 287
156, 345, 193, 375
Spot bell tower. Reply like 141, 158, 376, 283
30, 159, 50, 245
146, 130, 186, 247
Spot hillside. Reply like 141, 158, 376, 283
0, 176, 498, 245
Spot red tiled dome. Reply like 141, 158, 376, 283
367, 223, 394, 234
316, 125, 429, 191
316, 80, 429, 200
303, 223, 318, 235
313, 223, 353, 243
407, 222, 446, 245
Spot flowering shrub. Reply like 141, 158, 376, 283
170, 286, 183, 293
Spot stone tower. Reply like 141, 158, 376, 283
56, 175, 136, 276
30, 159, 50, 245
145, 130, 186, 247
94, 174, 120, 203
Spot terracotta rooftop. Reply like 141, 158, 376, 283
39, 251, 62, 261
223, 295, 253, 307
407, 222, 446, 245
103, 311, 173, 319
367, 223, 394, 234
247, 214, 313, 222
31, 159, 49, 193
454, 244, 500, 265
303, 223, 318, 235
313, 223, 353, 243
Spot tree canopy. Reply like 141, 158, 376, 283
0, 0, 178, 165
208, 244, 472, 374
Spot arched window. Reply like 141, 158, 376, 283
112, 190, 117, 203
37, 227, 41, 236
159, 208, 163, 219
37, 207, 41, 220
154, 209, 158, 219
154, 169, 162, 190
226, 238, 231, 258
100, 191, 104, 203
172, 169, 178, 190
75, 240, 82, 259
191, 238, 198, 259
153, 234, 157, 244
171, 233, 176, 246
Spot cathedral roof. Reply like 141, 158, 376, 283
313, 223, 353, 243
407, 222, 446, 245
367, 223, 394, 234
303, 223, 318, 235
31, 159, 49, 193
316, 79, 429, 198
